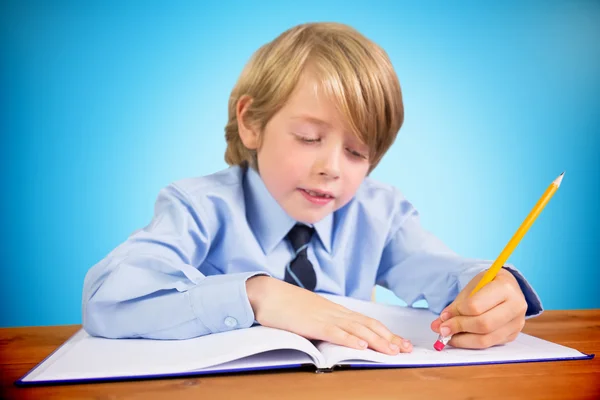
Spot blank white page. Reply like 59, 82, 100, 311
21, 325, 323, 383
318, 294, 590, 368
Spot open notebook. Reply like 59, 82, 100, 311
17, 294, 593, 385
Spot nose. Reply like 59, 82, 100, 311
316, 143, 341, 180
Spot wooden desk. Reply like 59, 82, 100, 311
1, 310, 599, 400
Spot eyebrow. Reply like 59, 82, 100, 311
289, 115, 333, 128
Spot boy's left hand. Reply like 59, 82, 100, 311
430, 268, 528, 349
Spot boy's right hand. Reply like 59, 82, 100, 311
246, 276, 412, 355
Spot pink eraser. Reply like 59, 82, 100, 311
433, 340, 445, 351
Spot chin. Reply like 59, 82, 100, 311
292, 211, 331, 225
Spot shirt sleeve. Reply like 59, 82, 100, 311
375, 193, 543, 317
82, 183, 268, 339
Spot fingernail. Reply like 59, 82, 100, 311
359, 340, 367, 348
402, 340, 411, 349
440, 326, 450, 336
389, 343, 399, 352
440, 312, 450, 322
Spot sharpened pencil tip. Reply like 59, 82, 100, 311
555, 172, 565, 187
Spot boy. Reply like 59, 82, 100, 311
82, 22, 541, 355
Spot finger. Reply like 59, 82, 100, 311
345, 320, 412, 355
440, 299, 517, 336
456, 280, 510, 317
502, 331, 520, 345
448, 315, 525, 349
430, 307, 454, 333
359, 315, 413, 353
320, 324, 371, 351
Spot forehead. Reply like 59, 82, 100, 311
281, 73, 349, 131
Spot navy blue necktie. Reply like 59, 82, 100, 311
284, 224, 317, 291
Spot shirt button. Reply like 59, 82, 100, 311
224, 317, 238, 328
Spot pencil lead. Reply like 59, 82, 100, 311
555, 171, 565, 187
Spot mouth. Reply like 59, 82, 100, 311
299, 188, 335, 199
298, 188, 335, 206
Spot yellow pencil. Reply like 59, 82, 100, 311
434, 171, 565, 351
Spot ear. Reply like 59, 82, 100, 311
236, 95, 260, 150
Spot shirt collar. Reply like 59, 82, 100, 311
243, 167, 333, 254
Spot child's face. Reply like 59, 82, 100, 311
251, 73, 371, 224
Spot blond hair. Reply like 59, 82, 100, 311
224, 22, 404, 172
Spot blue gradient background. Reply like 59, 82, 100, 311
1, 1, 599, 328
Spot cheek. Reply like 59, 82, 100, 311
343, 179, 362, 198
265, 142, 309, 175
258, 137, 286, 169
257, 146, 305, 194
339, 165, 369, 200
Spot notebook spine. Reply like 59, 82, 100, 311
315, 367, 334, 373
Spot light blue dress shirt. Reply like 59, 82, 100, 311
82, 166, 542, 339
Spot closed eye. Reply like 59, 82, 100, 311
294, 133, 321, 143
300, 137, 320, 143
347, 148, 367, 159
